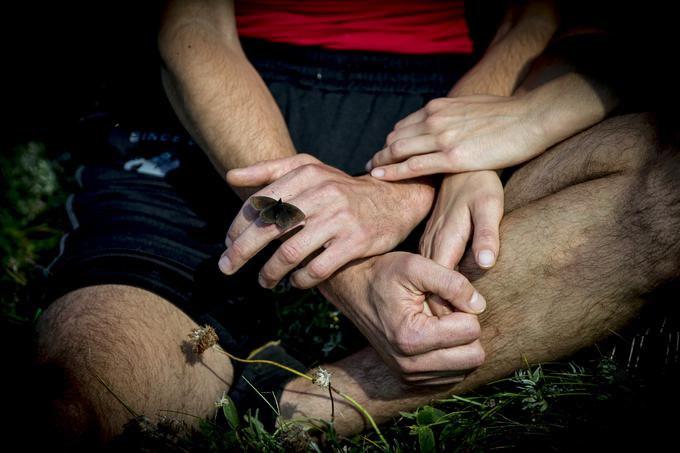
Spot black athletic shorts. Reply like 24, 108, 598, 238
42, 39, 472, 356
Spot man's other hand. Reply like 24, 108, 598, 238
320, 252, 486, 385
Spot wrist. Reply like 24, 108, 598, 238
361, 175, 436, 217
317, 257, 375, 308
527, 75, 608, 148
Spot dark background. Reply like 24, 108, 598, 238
3, 0, 168, 150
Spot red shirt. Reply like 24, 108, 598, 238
235, 0, 473, 55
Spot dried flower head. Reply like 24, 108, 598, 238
188, 325, 219, 355
214, 392, 230, 408
312, 367, 332, 389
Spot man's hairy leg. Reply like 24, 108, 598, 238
35, 284, 233, 446
277, 113, 680, 433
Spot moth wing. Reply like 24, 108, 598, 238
275, 202, 306, 229
250, 196, 277, 210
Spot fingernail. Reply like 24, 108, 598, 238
365, 160, 373, 171
469, 291, 486, 313
371, 168, 385, 178
258, 273, 269, 288
218, 255, 232, 274
477, 250, 495, 268
225, 236, 232, 248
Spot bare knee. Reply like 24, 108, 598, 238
36, 290, 123, 445
36, 285, 233, 445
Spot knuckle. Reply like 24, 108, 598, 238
390, 140, 407, 158
336, 207, 356, 224
478, 192, 503, 208
393, 334, 411, 356
298, 153, 315, 163
400, 253, 420, 272
321, 181, 344, 199
333, 208, 360, 226
258, 266, 277, 283
299, 162, 323, 177
279, 241, 303, 265
424, 115, 444, 132
443, 146, 460, 162
436, 130, 456, 148
469, 345, 486, 368
394, 356, 418, 376
307, 259, 332, 280
399, 374, 418, 385
227, 241, 247, 262
444, 273, 466, 297
354, 227, 369, 242
444, 228, 468, 247
475, 226, 498, 242
406, 157, 425, 173
462, 318, 482, 339
424, 98, 445, 114
394, 328, 423, 356
371, 152, 385, 167
290, 273, 311, 289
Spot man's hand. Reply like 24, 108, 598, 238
219, 154, 435, 289
421, 171, 504, 270
319, 252, 486, 385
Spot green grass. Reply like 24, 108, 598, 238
2, 141, 678, 452
104, 351, 659, 452
0, 141, 73, 324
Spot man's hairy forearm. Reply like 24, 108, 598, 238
159, 0, 295, 196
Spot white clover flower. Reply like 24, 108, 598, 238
214, 392, 230, 408
312, 367, 332, 389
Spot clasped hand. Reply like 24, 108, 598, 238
321, 252, 486, 385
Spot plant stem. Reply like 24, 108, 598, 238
218, 346, 313, 382
216, 346, 388, 450
329, 385, 388, 449
95, 373, 138, 417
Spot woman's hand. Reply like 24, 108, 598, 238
366, 94, 545, 180
420, 170, 504, 270
418, 171, 504, 318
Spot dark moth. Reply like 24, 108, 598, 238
250, 196, 306, 229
